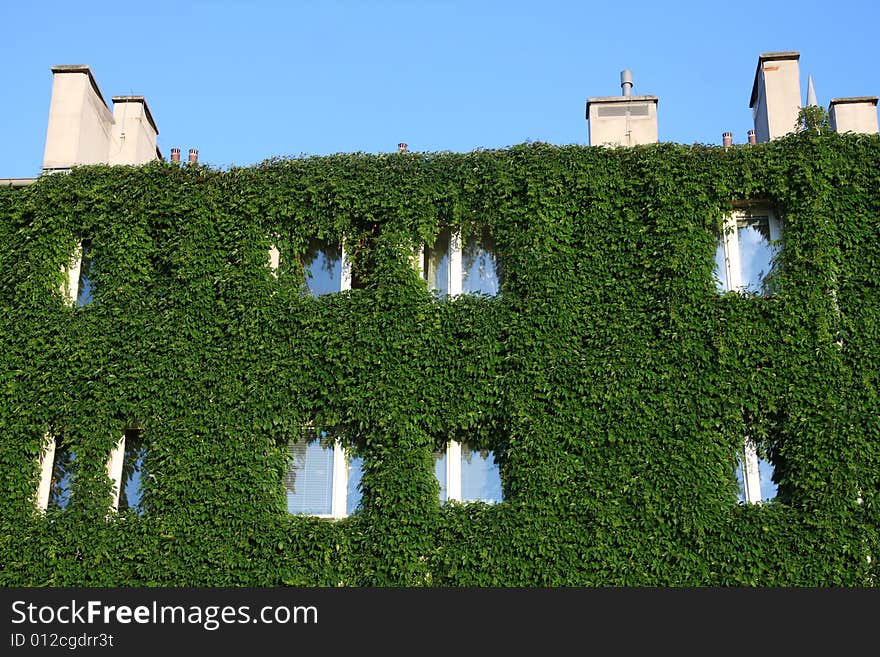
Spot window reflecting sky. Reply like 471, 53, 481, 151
347, 455, 363, 515
737, 217, 776, 295
49, 445, 75, 510
424, 228, 451, 297
713, 242, 728, 292
433, 449, 447, 502
76, 244, 93, 306
713, 215, 778, 295
462, 235, 501, 296
735, 455, 777, 503
121, 438, 146, 514
304, 242, 343, 296
434, 444, 503, 504
460, 444, 502, 503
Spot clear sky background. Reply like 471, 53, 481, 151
2, 0, 879, 178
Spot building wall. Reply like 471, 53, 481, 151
1, 139, 877, 587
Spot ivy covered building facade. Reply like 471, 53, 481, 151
0, 53, 878, 586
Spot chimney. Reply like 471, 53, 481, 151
398, 142, 408, 153
620, 70, 633, 97
42, 65, 114, 171
749, 51, 801, 142
829, 97, 880, 135
171, 147, 181, 163
722, 131, 733, 147
188, 148, 199, 164
747, 129, 757, 145
586, 70, 658, 147
110, 96, 160, 165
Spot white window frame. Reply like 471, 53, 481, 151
62, 241, 86, 305
107, 434, 126, 511
286, 429, 361, 520
416, 228, 462, 296
35, 433, 57, 511
436, 440, 503, 504
740, 437, 765, 505
35, 431, 76, 511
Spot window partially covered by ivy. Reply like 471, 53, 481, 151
714, 206, 781, 296
76, 241, 94, 306
48, 435, 75, 510
735, 440, 778, 504
423, 227, 502, 298
285, 427, 362, 518
61, 239, 94, 306
118, 429, 146, 514
434, 441, 503, 504
462, 228, 502, 297
303, 239, 349, 296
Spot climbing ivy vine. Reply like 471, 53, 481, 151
1, 132, 878, 586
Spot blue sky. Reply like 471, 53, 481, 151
2, 0, 879, 177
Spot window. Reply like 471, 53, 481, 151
267, 238, 354, 292
714, 206, 781, 296
303, 239, 351, 296
736, 439, 777, 504
714, 205, 782, 505
107, 429, 146, 513
62, 240, 93, 306
36, 433, 75, 511
433, 441, 503, 504
284, 427, 363, 518
422, 227, 502, 297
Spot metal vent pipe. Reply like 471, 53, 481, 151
620, 70, 633, 97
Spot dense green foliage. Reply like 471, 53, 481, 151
1, 133, 878, 586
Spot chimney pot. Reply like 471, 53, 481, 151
188, 148, 199, 164
398, 142, 408, 153
747, 129, 757, 145
722, 132, 733, 147
171, 147, 180, 163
